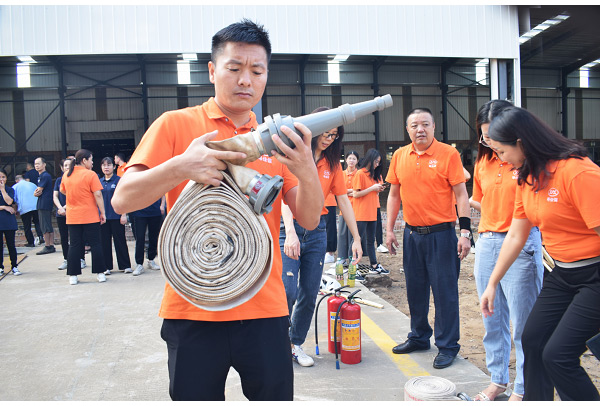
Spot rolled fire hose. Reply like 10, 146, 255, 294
158, 171, 273, 311
404, 376, 464, 401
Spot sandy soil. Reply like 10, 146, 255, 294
360, 228, 600, 400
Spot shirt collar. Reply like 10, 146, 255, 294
204, 97, 258, 130
410, 138, 438, 156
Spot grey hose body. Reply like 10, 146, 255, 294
158, 172, 273, 311
404, 376, 461, 401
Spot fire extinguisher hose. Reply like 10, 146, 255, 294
158, 171, 273, 311
404, 376, 459, 401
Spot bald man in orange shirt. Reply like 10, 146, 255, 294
386, 107, 470, 370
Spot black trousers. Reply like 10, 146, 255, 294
160, 317, 293, 401
376, 207, 383, 246
133, 215, 162, 265
57, 216, 84, 261
1, 230, 17, 270
522, 262, 600, 401
67, 223, 105, 275
101, 219, 131, 270
325, 205, 337, 253
21, 210, 42, 245
357, 220, 377, 265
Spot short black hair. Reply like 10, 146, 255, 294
211, 19, 271, 64
406, 107, 434, 125
115, 152, 127, 162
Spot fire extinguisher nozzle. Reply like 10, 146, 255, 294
315, 345, 320, 355
336, 360, 340, 370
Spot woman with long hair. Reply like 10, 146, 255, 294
470, 101, 543, 401
281, 107, 362, 367
480, 106, 600, 401
352, 148, 388, 275
100, 157, 132, 275
0, 169, 21, 276
337, 150, 360, 266
60, 149, 107, 285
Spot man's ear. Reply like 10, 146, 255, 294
208, 61, 216, 85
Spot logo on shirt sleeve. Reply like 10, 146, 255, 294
547, 187, 559, 203
428, 159, 438, 168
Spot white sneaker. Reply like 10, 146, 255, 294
34, 237, 40, 246
291, 345, 314, 367
11, 267, 22, 276
97, 273, 106, 282
0, 269, 4, 276
58, 259, 68, 270
104, 269, 111, 275
81, 259, 86, 269
69, 275, 78, 285
376, 244, 389, 253
123, 267, 133, 274
132, 264, 144, 276
324, 253, 336, 264
147, 260, 160, 270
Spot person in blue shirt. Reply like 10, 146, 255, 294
130, 196, 165, 276
99, 157, 132, 275
24, 162, 39, 185
0, 169, 21, 276
33, 157, 56, 255
12, 174, 43, 247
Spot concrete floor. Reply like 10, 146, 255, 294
0, 242, 490, 401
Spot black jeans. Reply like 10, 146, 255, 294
376, 208, 383, 246
67, 223, 105, 275
21, 210, 42, 245
101, 219, 131, 270
1, 229, 17, 270
133, 215, 162, 265
522, 262, 600, 401
357, 220, 377, 265
325, 205, 337, 253
160, 317, 293, 401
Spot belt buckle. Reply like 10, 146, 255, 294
416, 226, 429, 235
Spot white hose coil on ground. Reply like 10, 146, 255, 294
404, 376, 458, 401
158, 171, 273, 311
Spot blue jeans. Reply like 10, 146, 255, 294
403, 226, 460, 356
280, 216, 327, 346
474, 227, 543, 395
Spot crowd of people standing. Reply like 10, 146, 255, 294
0, 151, 164, 285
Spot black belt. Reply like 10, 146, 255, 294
405, 222, 453, 235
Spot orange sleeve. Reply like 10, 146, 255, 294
472, 160, 483, 203
569, 169, 600, 229
447, 149, 467, 186
385, 151, 400, 184
513, 185, 527, 219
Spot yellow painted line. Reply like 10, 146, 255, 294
361, 312, 430, 377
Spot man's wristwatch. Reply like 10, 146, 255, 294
460, 231, 471, 239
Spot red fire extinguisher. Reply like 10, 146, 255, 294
314, 284, 348, 355
334, 289, 362, 368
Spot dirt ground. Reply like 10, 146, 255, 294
360, 228, 600, 399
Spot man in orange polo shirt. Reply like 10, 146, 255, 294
385, 107, 470, 369
111, 20, 323, 401
114, 153, 127, 178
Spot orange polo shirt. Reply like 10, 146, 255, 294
60, 166, 103, 224
513, 157, 600, 263
324, 192, 337, 207
472, 153, 520, 233
352, 168, 379, 221
297, 159, 344, 216
386, 138, 466, 226
126, 98, 299, 322
116, 162, 127, 177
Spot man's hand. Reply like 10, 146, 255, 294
386, 233, 400, 255
33, 187, 42, 197
174, 131, 248, 187
57, 206, 66, 216
457, 235, 471, 260
120, 214, 127, 225
270, 123, 317, 181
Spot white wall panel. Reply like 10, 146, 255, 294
106, 88, 142, 121
0, 91, 15, 153
1, 5, 519, 59
147, 87, 178, 124
23, 90, 61, 152
525, 88, 561, 131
